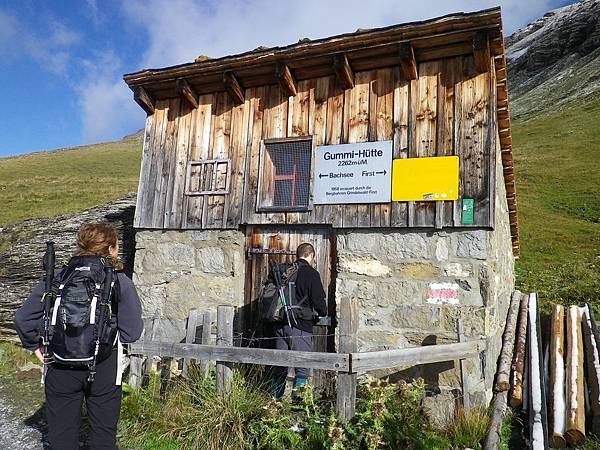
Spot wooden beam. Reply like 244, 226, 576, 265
351, 340, 483, 372
473, 31, 491, 73
399, 42, 418, 80
337, 296, 358, 421
129, 341, 351, 371
133, 86, 155, 115
182, 308, 198, 378
223, 71, 245, 105
216, 305, 234, 395
176, 78, 199, 109
276, 63, 297, 97
333, 53, 354, 90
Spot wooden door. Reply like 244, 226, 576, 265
244, 226, 336, 391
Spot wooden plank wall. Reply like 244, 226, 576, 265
134, 54, 493, 230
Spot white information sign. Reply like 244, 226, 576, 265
313, 140, 393, 204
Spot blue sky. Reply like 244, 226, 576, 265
0, 0, 575, 157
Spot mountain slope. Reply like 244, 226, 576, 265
0, 137, 142, 226
507, 0, 600, 120
512, 96, 600, 307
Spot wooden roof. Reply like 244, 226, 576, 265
123, 7, 519, 256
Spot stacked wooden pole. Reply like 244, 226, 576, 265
548, 304, 566, 448
485, 291, 524, 450
510, 292, 529, 408
528, 293, 548, 449
582, 304, 600, 434
565, 305, 586, 445
495, 291, 523, 391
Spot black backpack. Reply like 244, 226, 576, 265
46, 256, 118, 369
258, 261, 311, 325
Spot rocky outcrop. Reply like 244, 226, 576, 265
0, 195, 137, 339
506, 0, 600, 119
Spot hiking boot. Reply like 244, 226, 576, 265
291, 376, 308, 402
269, 374, 286, 399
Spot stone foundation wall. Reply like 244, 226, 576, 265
133, 230, 245, 320
335, 147, 514, 420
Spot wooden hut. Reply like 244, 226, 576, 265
124, 7, 517, 414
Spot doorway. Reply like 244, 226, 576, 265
244, 226, 337, 390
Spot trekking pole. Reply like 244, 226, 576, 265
269, 258, 292, 328
88, 266, 114, 383
40, 241, 55, 383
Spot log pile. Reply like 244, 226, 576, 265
486, 292, 600, 449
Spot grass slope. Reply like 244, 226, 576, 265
0, 138, 142, 226
513, 96, 600, 308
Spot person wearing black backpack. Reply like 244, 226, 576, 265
268, 243, 327, 400
14, 223, 143, 450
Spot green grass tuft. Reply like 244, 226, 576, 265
445, 407, 489, 449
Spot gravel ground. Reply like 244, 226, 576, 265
0, 377, 47, 449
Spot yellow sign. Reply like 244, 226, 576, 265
391, 156, 459, 201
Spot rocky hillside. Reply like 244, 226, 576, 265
0, 195, 136, 339
506, 0, 600, 119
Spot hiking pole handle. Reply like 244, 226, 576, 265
43, 241, 55, 289
41, 242, 55, 349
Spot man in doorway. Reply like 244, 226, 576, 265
270, 242, 328, 400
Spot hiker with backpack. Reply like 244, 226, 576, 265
14, 223, 143, 450
261, 243, 328, 400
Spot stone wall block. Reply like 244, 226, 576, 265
357, 330, 407, 352
188, 230, 212, 242
404, 331, 457, 347
335, 277, 376, 303
391, 305, 442, 330
196, 247, 226, 274
396, 262, 440, 279
338, 255, 391, 277
376, 280, 425, 306
137, 284, 166, 318
441, 307, 487, 338
435, 237, 450, 261
457, 230, 487, 259
344, 231, 429, 260
443, 262, 473, 277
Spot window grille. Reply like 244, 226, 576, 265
185, 159, 231, 195
258, 137, 312, 211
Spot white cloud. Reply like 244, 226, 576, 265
123, 0, 561, 70
0, 9, 81, 77
76, 50, 145, 143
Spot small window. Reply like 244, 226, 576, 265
258, 137, 312, 211
185, 159, 231, 196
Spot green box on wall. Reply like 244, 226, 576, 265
462, 199, 474, 225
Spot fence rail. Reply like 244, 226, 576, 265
127, 303, 485, 420
129, 340, 481, 373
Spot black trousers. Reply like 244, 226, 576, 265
45, 351, 121, 450
272, 325, 314, 379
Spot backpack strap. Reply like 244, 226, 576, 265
89, 282, 101, 325
50, 268, 77, 326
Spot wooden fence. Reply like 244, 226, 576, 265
128, 302, 485, 420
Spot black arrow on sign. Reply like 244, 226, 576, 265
376, 170, 387, 175
319, 173, 330, 179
